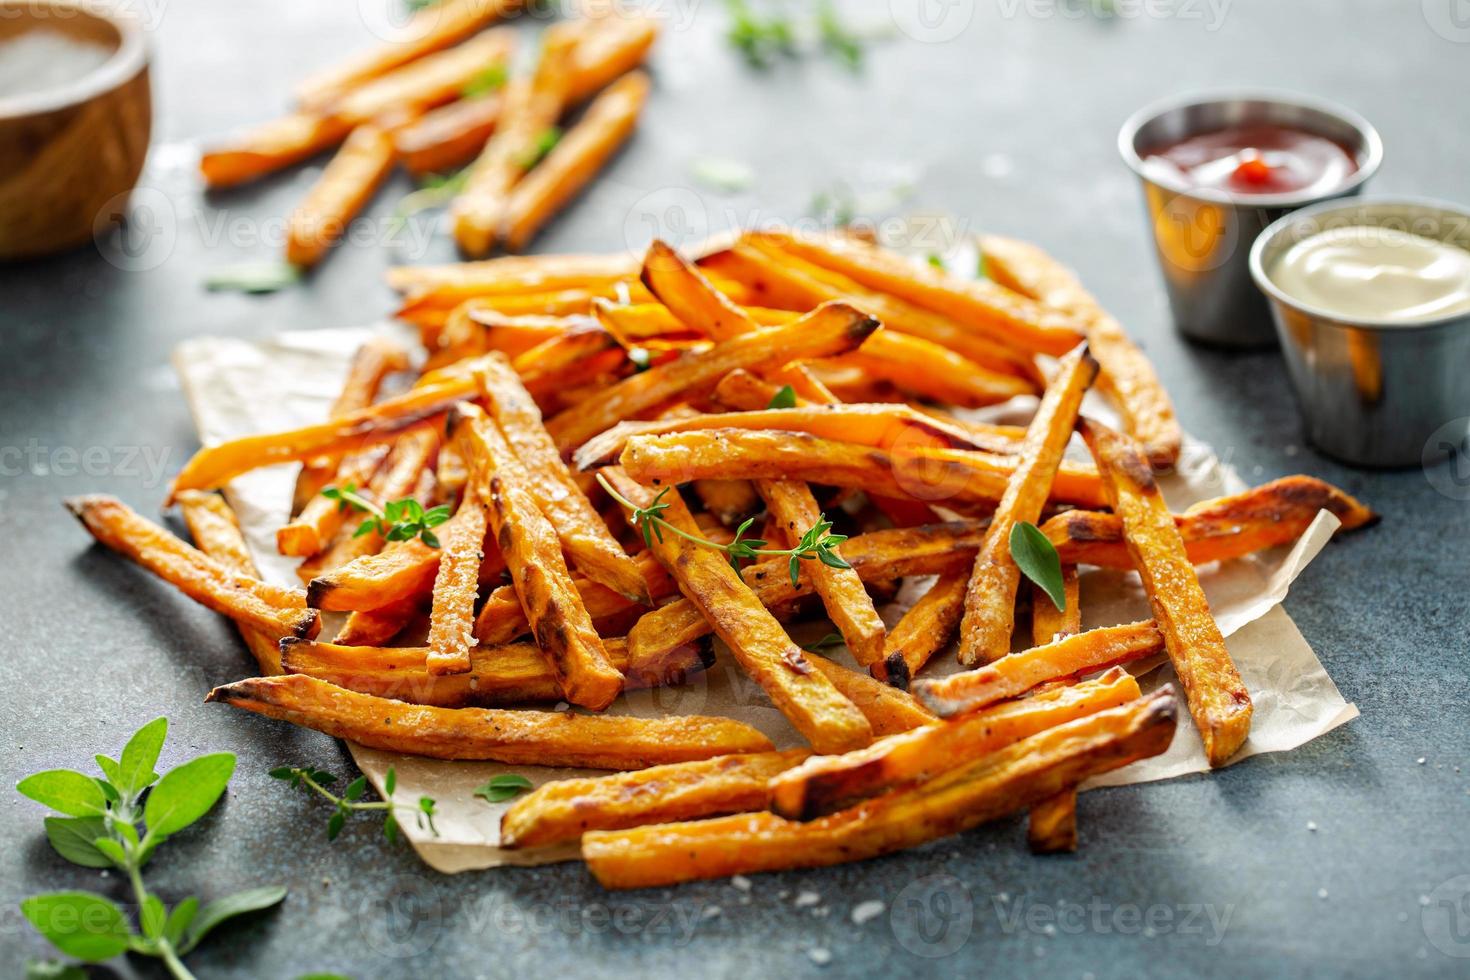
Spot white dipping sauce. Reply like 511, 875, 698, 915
0, 29, 114, 99
1270, 226, 1470, 323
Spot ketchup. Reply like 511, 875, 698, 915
1141, 124, 1359, 197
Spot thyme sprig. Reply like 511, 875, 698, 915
597, 473, 851, 587
321, 484, 451, 548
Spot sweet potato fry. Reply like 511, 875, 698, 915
475, 550, 672, 644
294, 0, 522, 108
1042, 475, 1379, 569
424, 486, 489, 677
1032, 566, 1081, 646
501, 749, 809, 850
1027, 789, 1079, 854
573, 405, 994, 469
755, 229, 1085, 357
760, 478, 888, 668
830, 329, 1036, 408
805, 654, 937, 735
294, 428, 441, 583
169, 356, 496, 498
454, 403, 624, 708
546, 302, 879, 449
176, 491, 283, 674
206, 674, 774, 767
565, 13, 658, 104
395, 94, 504, 176
603, 469, 873, 754
503, 71, 649, 251
336, 598, 420, 646
66, 495, 319, 640
329, 28, 515, 127
475, 354, 646, 600
982, 235, 1182, 469
452, 27, 578, 256
285, 124, 397, 268
877, 570, 968, 688
199, 112, 349, 189
914, 620, 1163, 718
625, 522, 985, 665
639, 238, 765, 341
958, 345, 1098, 665
279, 635, 710, 708
292, 337, 410, 514
770, 667, 1140, 820
582, 688, 1177, 888
387, 251, 638, 303
1081, 419, 1252, 766
717, 241, 1042, 384
618, 430, 1107, 513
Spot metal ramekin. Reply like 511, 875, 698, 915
1119, 91, 1382, 349
1249, 198, 1470, 467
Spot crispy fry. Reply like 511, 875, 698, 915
691, 477, 761, 526
503, 71, 650, 251
958, 345, 1098, 665
1028, 790, 1079, 854
625, 522, 985, 665
293, 337, 410, 514
716, 241, 1043, 385
1032, 565, 1081, 646
640, 239, 765, 342
285, 124, 398, 268
756, 229, 1085, 357
565, 14, 658, 104
761, 478, 887, 668
452, 27, 578, 256
336, 598, 420, 646
169, 356, 498, 498
176, 491, 283, 674
982, 235, 1182, 468
1042, 475, 1380, 569
618, 429, 1107, 513
877, 570, 968, 688
425, 486, 489, 676
805, 654, 936, 735
329, 28, 516, 127
770, 668, 1140, 821
388, 251, 638, 303
1081, 419, 1252, 766
573, 404, 996, 469
546, 302, 880, 449
295, 0, 522, 108
830, 329, 1036, 408
501, 749, 808, 849
582, 688, 1177, 888
475, 354, 647, 600
603, 469, 873, 754
914, 620, 1163, 717
396, 94, 504, 176
295, 427, 441, 583
206, 674, 773, 767
475, 550, 673, 644
279, 635, 710, 707
66, 495, 319, 640
454, 403, 625, 708
199, 112, 350, 189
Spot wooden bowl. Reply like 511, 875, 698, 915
0, 0, 150, 260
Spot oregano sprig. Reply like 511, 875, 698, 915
321, 484, 451, 548
1010, 521, 1066, 612
597, 473, 851, 587
16, 718, 286, 980
269, 765, 437, 842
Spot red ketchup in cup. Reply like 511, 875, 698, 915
1140, 124, 1359, 197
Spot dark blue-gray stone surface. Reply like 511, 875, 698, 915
2, 2, 1467, 977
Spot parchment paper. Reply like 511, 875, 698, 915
174, 328, 1358, 874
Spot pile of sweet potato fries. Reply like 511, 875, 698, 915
67, 227, 1377, 888
202, 2, 656, 265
